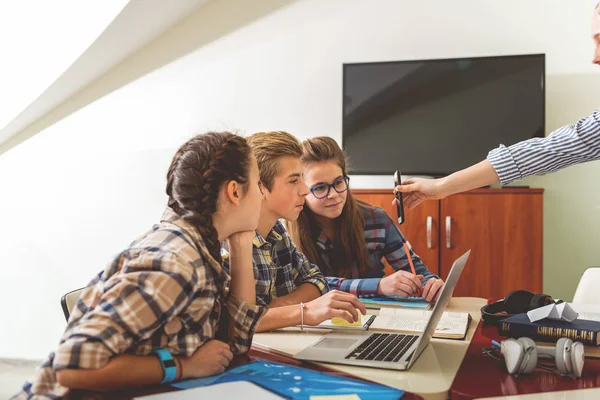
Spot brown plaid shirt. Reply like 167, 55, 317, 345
13, 207, 265, 399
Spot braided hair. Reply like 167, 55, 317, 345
166, 132, 252, 263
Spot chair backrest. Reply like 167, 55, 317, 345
60, 287, 86, 321
572, 267, 600, 304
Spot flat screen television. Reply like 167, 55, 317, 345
342, 54, 545, 176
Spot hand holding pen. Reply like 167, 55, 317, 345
376, 242, 444, 302
377, 270, 424, 298
401, 241, 444, 302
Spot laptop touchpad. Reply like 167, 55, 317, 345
314, 338, 359, 349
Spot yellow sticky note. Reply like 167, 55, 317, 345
310, 395, 361, 400
331, 310, 362, 326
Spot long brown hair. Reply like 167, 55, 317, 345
287, 137, 369, 277
166, 131, 251, 264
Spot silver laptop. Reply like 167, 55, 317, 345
294, 250, 470, 371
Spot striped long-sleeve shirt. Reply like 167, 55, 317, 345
488, 108, 600, 185
13, 207, 265, 400
321, 204, 438, 295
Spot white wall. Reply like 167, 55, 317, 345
1, 0, 599, 360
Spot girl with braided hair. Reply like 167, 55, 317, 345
14, 132, 265, 399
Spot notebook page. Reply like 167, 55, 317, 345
378, 307, 469, 323
369, 314, 467, 336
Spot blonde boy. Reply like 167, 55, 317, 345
224, 131, 365, 332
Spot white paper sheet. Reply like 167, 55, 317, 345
134, 381, 285, 400
527, 303, 579, 323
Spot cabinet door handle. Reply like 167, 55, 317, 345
426, 216, 432, 249
445, 216, 452, 249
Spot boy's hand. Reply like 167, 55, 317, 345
179, 340, 233, 379
303, 290, 366, 325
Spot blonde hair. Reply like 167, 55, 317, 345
246, 131, 303, 191
287, 136, 369, 277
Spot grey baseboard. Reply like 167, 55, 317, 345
0, 358, 43, 368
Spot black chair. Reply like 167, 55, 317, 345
60, 287, 86, 321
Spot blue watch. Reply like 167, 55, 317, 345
153, 349, 177, 384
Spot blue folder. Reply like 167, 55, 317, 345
359, 295, 431, 309
172, 359, 404, 400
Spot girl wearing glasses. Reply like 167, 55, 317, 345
287, 137, 443, 302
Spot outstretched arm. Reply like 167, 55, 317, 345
396, 108, 600, 208
396, 160, 499, 208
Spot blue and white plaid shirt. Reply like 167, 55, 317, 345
319, 204, 438, 296
223, 220, 328, 306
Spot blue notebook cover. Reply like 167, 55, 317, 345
359, 295, 430, 309
172, 359, 404, 400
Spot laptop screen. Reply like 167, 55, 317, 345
406, 250, 471, 367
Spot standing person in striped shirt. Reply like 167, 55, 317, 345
287, 137, 444, 303
395, 3, 600, 209
13, 132, 265, 399
223, 131, 367, 332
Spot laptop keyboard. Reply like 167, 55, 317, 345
344, 333, 418, 363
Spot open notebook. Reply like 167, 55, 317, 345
307, 307, 472, 340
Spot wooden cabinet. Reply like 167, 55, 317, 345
352, 188, 543, 298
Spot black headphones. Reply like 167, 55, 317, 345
481, 290, 563, 326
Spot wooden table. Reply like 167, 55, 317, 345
449, 315, 600, 399
251, 297, 487, 400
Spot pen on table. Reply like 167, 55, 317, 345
491, 340, 501, 349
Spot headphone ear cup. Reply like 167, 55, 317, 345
516, 337, 538, 374
501, 338, 525, 375
570, 341, 585, 378
555, 338, 571, 375
504, 290, 535, 314
530, 293, 555, 310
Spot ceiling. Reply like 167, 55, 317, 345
0, 0, 212, 148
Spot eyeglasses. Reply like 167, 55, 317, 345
309, 176, 350, 199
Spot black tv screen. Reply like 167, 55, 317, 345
342, 54, 545, 176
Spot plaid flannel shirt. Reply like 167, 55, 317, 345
321, 204, 438, 296
13, 207, 265, 400
223, 220, 328, 306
